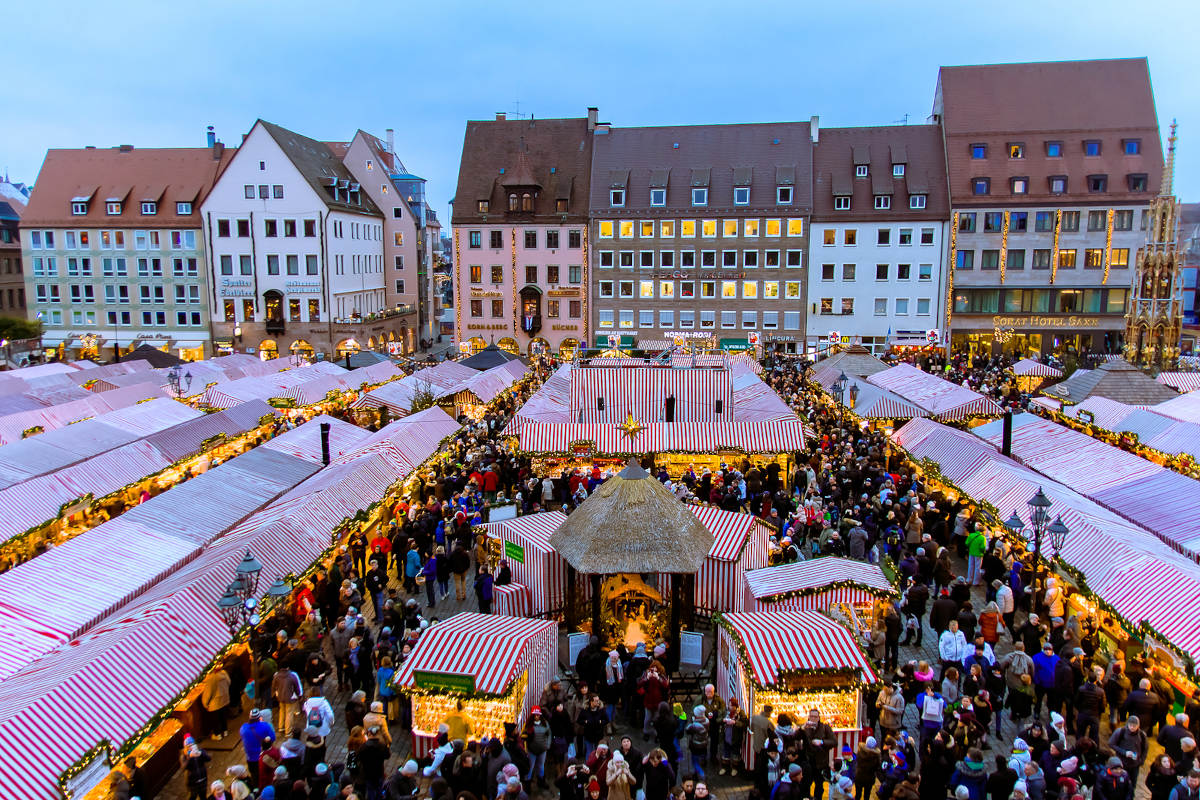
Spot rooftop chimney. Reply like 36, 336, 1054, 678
587, 107, 598, 131
320, 422, 331, 466
118, 144, 134, 152
206, 125, 215, 147
1001, 410, 1013, 457
810, 115, 820, 143
495, 112, 507, 121
212, 141, 225, 161
385, 128, 394, 154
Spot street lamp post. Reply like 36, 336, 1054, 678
1004, 488, 1069, 615
165, 364, 193, 399
832, 370, 849, 425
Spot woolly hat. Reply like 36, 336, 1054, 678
693, 705, 707, 720
502, 764, 521, 779
401, 760, 419, 776
587, 777, 601, 792
955, 788, 970, 800
1058, 757, 1079, 775
866, 736, 877, 749
1012, 738, 1029, 752
1107, 757, 1125, 770
788, 763, 803, 776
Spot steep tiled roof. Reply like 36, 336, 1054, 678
589, 121, 813, 214
23, 145, 233, 227
258, 121, 380, 217
812, 125, 948, 221
453, 117, 592, 225
1045, 359, 1179, 405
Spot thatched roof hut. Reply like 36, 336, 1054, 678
550, 461, 715, 574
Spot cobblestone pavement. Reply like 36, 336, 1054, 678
158, 563, 1160, 800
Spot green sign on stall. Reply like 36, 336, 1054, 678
503, 540, 526, 564
412, 670, 477, 694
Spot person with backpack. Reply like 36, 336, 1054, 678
685, 705, 710, 778
301, 685, 335, 737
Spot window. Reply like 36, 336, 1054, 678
1058, 289, 1083, 313
103, 257, 128, 276
981, 250, 1000, 270
763, 281, 779, 298
875, 264, 888, 280
545, 230, 560, 249
1007, 250, 1025, 271
1087, 175, 1108, 193
609, 189, 624, 207
567, 264, 581, 284
141, 201, 157, 215
1032, 249, 1052, 270
1123, 139, 1141, 155
639, 251, 653, 269
1084, 140, 1101, 156
786, 250, 803, 268
306, 255, 318, 275
71, 201, 88, 215
1061, 211, 1079, 231
477, 200, 489, 213
917, 298, 931, 316
272, 185, 284, 199
744, 250, 758, 268
69, 285, 95, 303
892, 163, 906, 177
834, 196, 851, 211
741, 310, 757, 329
639, 309, 654, 327
525, 265, 538, 284
842, 264, 856, 281
258, 185, 269, 199
874, 195, 891, 210
660, 251, 675, 268
702, 220, 717, 237
895, 298, 909, 315
897, 263, 911, 280
137, 257, 162, 277
1085, 249, 1104, 269
285, 254, 299, 275
659, 221, 675, 238
1107, 288, 1127, 313
469, 265, 482, 283
840, 298, 854, 316
243, 185, 256, 199
765, 250, 779, 267
493, 299, 505, 318
680, 251, 695, 268
679, 220, 695, 238
956, 250, 974, 270
469, 299, 483, 317
843, 229, 857, 245
546, 265, 560, 284
681, 281, 695, 298
722, 280, 737, 299
638, 279, 654, 299
783, 310, 801, 329
569, 229, 581, 248
1058, 249, 1077, 269
874, 228, 890, 246
1034, 211, 1054, 232
599, 280, 614, 298
722, 251, 737, 267
619, 221, 634, 238
821, 264, 835, 281
1047, 175, 1067, 194
1141, 209, 1150, 230
1046, 141, 1063, 158
822, 230, 835, 246
619, 280, 633, 297
468, 231, 481, 248
215, 219, 231, 238
556, 199, 569, 213
701, 251, 716, 267
170, 230, 196, 250
1127, 174, 1148, 192
719, 219, 735, 238
1111, 248, 1130, 268
599, 251, 614, 269
721, 310, 736, 329
35, 284, 60, 303
619, 310, 634, 329
658, 310, 674, 328
280, 219, 296, 238
1114, 210, 1133, 230
173, 257, 199, 277
920, 228, 934, 245
267, 255, 280, 275
856, 164, 869, 178
744, 219, 759, 237
762, 311, 778, 329
733, 187, 750, 205
971, 144, 987, 159
958, 213, 976, 232
174, 284, 201, 304
1087, 210, 1107, 231
919, 263, 932, 281
819, 298, 833, 315
1011, 178, 1028, 195
138, 285, 164, 304
700, 309, 716, 328
648, 188, 666, 207
972, 178, 990, 195
909, 194, 927, 209
106, 201, 122, 215
874, 298, 887, 316
598, 310, 614, 328
524, 230, 537, 248
741, 281, 757, 299
777, 186, 793, 205
785, 281, 801, 299
984, 212, 1003, 232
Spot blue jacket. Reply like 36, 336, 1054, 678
1032, 652, 1059, 688
405, 549, 422, 578
239, 719, 275, 760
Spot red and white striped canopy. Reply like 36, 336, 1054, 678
869, 364, 1003, 420
1157, 372, 1200, 393
744, 557, 896, 602
689, 505, 776, 562
1154, 390, 1200, 424
515, 419, 805, 455
720, 610, 877, 686
1012, 359, 1063, 378
395, 612, 558, 695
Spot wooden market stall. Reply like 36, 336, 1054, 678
480, 511, 572, 618
687, 505, 772, 614
394, 612, 559, 757
716, 609, 877, 768
1011, 358, 1063, 392
743, 557, 898, 628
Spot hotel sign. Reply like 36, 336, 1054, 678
992, 315, 1102, 329
219, 279, 254, 298
547, 288, 580, 297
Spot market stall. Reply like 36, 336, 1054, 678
1011, 358, 1063, 392
716, 609, 877, 768
394, 612, 558, 757
868, 363, 1004, 421
480, 511, 572, 617
688, 505, 772, 614
743, 557, 898, 628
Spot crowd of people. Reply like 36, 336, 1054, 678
110, 349, 1200, 800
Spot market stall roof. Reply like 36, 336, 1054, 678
0, 384, 167, 446
259, 414, 373, 463
973, 413, 1200, 561
514, 419, 804, 456
813, 344, 890, 378
459, 342, 524, 371
1062, 396, 1200, 459
744, 557, 897, 602
120, 343, 185, 367
394, 612, 558, 695
868, 364, 1003, 419
1156, 372, 1200, 393
140, 399, 275, 462
689, 504, 777, 562
483, 510, 569, 551
551, 461, 715, 574
1012, 358, 1063, 378
719, 610, 878, 686
1043, 359, 1179, 405
839, 380, 930, 420
1153, 390, 1200, 424
200, 362, 348, 409
893, 417, 1200, 664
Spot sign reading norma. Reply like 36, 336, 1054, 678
503, 539, 526, 564
992, 315, 1103, 329
412, 670, 477, 694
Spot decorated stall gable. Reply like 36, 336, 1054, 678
716, 610, 877, 689
744, 557, 897, 613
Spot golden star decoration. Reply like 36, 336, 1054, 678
618, 411, 644, 439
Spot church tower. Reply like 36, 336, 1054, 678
1125, 121, 1184, 367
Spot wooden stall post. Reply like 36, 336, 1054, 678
566, 565, 577, 628
590, 573, 602, 637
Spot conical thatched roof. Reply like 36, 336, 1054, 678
550, 461, 715, 574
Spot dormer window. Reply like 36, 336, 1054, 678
776, 186, 793, 205
1011, 177, 1029, 195
555, 199, 568, 213
1087, 174, 1108, 193
176, 202, 192, 215
521, 193, 533, 212
71, 202, 88, 215
366, 159, 374, 171
478, 200, 489, 213
691, 187, 708, 206
1049, 176, 1067, 194
508, 193, 518, 212
834, 196, 851, 211
1126, 173, 1148, 192
610, 188, 625, 207
874, 195, 891, 210
381, 184, 389, 195
1084, 140, 1102, 156
650, 189, 666, 206
106, 201, 122, 215
141, 201, 157, 215
892, 164, 905, 177
1008, 143, 1025, 159
855, 165, 868, 178
909, 194, 927, 209
733, 187, 750, 205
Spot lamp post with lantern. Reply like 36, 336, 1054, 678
1004, 488, 1070, 615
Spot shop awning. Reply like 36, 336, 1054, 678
593, 335, 634, 348
720, 338, 752, 352
174, 341, 205, 351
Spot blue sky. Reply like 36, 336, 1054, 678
6, 0, 1197, 218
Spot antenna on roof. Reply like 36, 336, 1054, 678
893, 113, 910, 125
505, 99, 528, 120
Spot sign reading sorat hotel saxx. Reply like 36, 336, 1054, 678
992, 315, 1103, 329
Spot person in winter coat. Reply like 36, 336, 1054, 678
525, 707, 553, 787
718, 697, 749, 776
639, 665, 669, 736
950, 748, 988, 800
473, 566, 494, 613
606, 752, 636, 800
800, 708, 836, 800
854, 736, 882, 800
641, 749, 675, 800
579, 696, 610, 759
601, 652, 624, 719
1095, 757, 1134, 800
685, 706, 711, 778
877, 680, 905, 738
1168, 769, 1200, 800
965, 525, 988, 585
1109, 716, 1149, 784
1144, 755, 1178, 800
202, 667, 232, 740
556, 761, 592, 800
